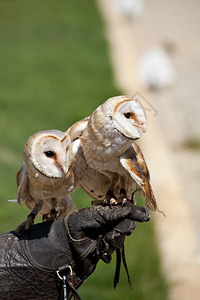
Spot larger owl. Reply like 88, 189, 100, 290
16, 130, 76, 232
68, 95, 158, 211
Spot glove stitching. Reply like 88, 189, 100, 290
65, 214, 89, 242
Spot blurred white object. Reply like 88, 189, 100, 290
116, 0, 145, 18
138, 46, 176, 90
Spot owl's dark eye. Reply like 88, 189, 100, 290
124, 112, 131, 118
44, 151, 55, 158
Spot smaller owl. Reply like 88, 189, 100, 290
15, 130, 76, 232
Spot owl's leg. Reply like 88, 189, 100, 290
14, 203, 42, 234
104, 190, 118, 207
91, 190, 117, 207
42, 209, 58, 221
42, 197, 59, 221
50, 209, 57, 218
117, 188, 138, 206
118, 188, 138, 205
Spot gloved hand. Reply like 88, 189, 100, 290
0, 202, 149, 300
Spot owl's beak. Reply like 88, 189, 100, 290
135, 122, 146, 133
140, 124, 146, 133
62, 165, 69, 175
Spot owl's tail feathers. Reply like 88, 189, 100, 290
146, 195, 166, 217
139, 188, 166, 217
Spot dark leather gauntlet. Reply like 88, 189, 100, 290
0, 203, 149, 300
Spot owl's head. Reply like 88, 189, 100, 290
23, 130, 71, 178
100, 95, 147, 140
66, 116, 90, 142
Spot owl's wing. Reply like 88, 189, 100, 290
68, 119, 112, 202
120, 142, 157, 211
71, 138, 111, 201
16, 163, 29, 205
79, 166, 111, 201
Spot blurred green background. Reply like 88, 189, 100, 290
0, 1, 168, 299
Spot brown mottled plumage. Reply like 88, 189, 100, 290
120, 142, 157, 211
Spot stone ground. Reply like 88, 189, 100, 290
97, 0, 200, 299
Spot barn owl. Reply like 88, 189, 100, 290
15, 130, 76, 232
68, 95, 158, 211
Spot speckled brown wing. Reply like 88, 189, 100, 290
71, 138, 111, 203
120, 142, 158, 211
79, 166, 111, 202
16, 163, 30, 205
67, 118, 110, 203
16, 163, 37, 213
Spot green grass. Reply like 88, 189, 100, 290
0, 1, 168, 299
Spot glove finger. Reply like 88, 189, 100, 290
115, 219, 136, 236
128, 204, 150, 222
95, 205, 132, 222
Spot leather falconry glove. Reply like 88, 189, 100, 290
0, 202, 149, 300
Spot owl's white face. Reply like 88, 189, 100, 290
112, 98, 146, 139
24, 130, 71, 178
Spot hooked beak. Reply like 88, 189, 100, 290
140, 123, 146, 133
55, 162, 68, 176
134, 122, 146, 133
62, 164, 69, 175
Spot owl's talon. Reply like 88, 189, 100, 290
121, 198, 127, 207
109, 198, 118, 206
101, 197, 117, 208
117, 188, 127, 206
103, 198, 107, 206
104, 190, 117, 207
91, 196, 118, 207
